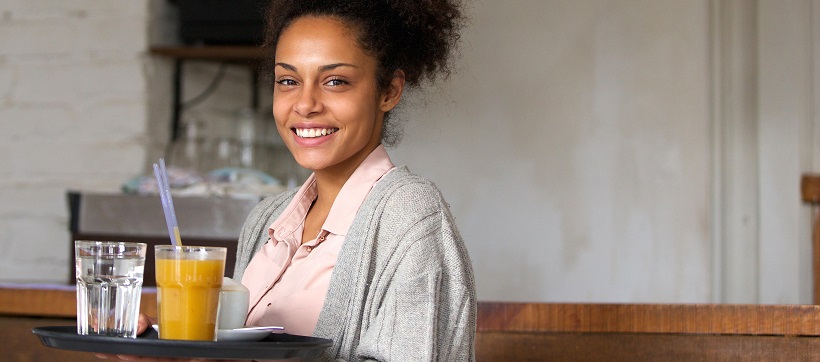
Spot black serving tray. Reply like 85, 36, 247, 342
32, 326, 332, 360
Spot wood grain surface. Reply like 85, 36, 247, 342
475, 332, 820, 361
6, 285, 820, 360
803, 174, 820, 304
0, 284, 157, 318
477, 301, 820, 336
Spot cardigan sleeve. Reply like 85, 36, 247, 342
354, 209, 477, 362
311, 168, 476, 362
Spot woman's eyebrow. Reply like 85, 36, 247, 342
274, 62, 296, 71
319, 63, 357, 72
274, 62, 358, 72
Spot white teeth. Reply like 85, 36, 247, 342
296, 128, 337, 138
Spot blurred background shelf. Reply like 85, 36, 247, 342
67, 191, 259, 286
149, 45, 269, 62
149, 45, 270, 142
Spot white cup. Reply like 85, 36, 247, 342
218, 277, 250, 330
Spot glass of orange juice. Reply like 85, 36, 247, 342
155, 245, 227, 341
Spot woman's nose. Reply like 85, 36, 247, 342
293, 86, 322, 116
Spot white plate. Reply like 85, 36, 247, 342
216, 328, 273, 342
151, 325, 283, 342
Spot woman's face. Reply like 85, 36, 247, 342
272, 16, 401, 175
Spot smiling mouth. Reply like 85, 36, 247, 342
294, 127, 339, 138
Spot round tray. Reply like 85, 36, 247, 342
32, 326, 332, 360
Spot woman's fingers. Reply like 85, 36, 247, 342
136, 313, 157, 335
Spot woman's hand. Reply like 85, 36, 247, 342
136, 313, 156, 335
94, 313, 169, 361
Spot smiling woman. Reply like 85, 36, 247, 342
227, 1, 475, 361
115, 2, 471, 358
271, 16, 392, 180
221, 0, 475, 361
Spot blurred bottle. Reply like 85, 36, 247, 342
168, 118, 206, 173
236, 107, 257, 169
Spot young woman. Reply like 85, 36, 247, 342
232, 0, 475, 360
108, 1, 473, 361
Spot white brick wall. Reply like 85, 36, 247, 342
0, 0, 172, 282
0, 0, 269, 283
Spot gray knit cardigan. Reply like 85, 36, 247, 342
233, 166, 476, 361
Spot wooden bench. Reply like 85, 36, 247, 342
476, 302, 820, 361
4, 284, 820, 361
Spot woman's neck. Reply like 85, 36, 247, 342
301, 142, 381, 242
310, 142, 380, 208
300, 164, 355, 244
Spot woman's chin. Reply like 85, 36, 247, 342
292, 157, 330, 173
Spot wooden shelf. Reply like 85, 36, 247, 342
148, 45, 270, 141
149, 45, 270, 62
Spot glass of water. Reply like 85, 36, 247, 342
75, 240, 147, 338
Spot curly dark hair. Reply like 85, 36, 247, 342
261, 0, 465, 146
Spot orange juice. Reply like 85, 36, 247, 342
155, 246, 226, 341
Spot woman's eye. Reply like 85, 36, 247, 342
326, 78, 348, 87
276, 78, 298, 86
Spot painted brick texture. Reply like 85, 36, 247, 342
0, 1, 160, 282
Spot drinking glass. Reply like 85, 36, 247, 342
155, 245, 227, 341
75, 240, 147, 338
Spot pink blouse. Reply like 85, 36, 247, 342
241, 145, 395, 336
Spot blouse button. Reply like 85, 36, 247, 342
267, 303, 271, 307
305, 246, 313, 252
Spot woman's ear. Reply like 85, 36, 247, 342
380, 70, 405, 112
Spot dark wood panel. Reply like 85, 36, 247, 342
476, 302, 820, 335
475, 332, 820, 362
12, 316, 820, 361
0, 316, 100, 361
802, 174, 820, 202
803, 174, 820, 304
8, 284, 820, 361
0, 285, 157, 318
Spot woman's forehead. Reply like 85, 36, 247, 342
275, 16, 373, 69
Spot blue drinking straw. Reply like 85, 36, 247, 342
158, 159, 181, 243
153, 159, 182, 246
